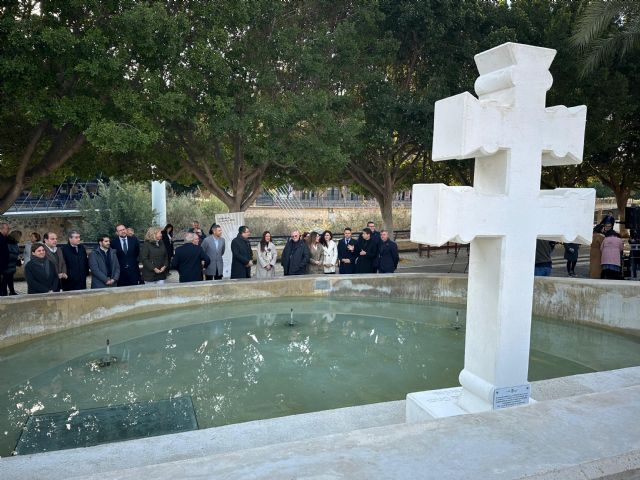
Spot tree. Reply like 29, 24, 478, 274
0, 1, 186, 214
336, 0, 501, 234
571, 0, 640, 77
144, 1, 354, 212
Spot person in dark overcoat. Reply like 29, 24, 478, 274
231, 226, 253, 279
563, 242, 580, 277
61, 230, 90, 291
25, 243, 59, 294
337, 227, 358, 274
0, 222, 9, 296
161, 224, 175, 268
2, 230, 21, 295
282, 230, 310, 275
139, 227, 169, 284
171, 232, 210, 282
378, 230, 399, 273
354, 228, 378, 274
366, 221, 382, 273
112, 224, 141, 286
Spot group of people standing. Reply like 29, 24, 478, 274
535, 214, 637, 280
589, 216, 637, 280
280, 223, 399, 277
0, 218, 401, 295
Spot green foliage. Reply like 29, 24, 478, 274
166, 193, 228, 232
77, 180, 154, 240
570, 0, 640, 76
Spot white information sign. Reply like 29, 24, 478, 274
493, 385, 531, 410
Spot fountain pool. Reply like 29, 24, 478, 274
1, 296, 638, 456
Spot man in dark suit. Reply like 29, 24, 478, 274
171, 232, 210, 282
377, 230, 399, 273
367, 221, 382, 273
112, 224, 141, 286
61, 230, 90, 290
337, 227, 358, 274
282, 230, 310, 276
230, 226, 253, 279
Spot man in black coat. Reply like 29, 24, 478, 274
337, 227, 358, 274
231, 226, 253, 279
171, 232, 210, 282
377, 230, 399, 273
282, 230, 310, 276
354, 227, 378, 274
61, 230, 90, 291
367, 221, 382, 273
0, 223, 9, 296
112, 224, 141, 286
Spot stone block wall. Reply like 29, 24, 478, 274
0, 213, 84, 240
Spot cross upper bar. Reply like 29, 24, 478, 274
432, 93, 587, 165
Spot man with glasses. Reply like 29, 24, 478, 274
282, 230, 310, 276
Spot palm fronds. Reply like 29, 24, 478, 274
571, 0, 640, 76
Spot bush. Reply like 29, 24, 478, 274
78, 180, 155, 240
166, 194, 228, 232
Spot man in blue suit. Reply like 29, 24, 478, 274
112, 224, 141, 286
337, 227, 358, 274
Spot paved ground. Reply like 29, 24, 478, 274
8, 246, 636, 296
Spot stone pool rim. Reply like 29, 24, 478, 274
0, 273, 638, 350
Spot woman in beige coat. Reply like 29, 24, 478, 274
256, 231, 277, 279
306, 231, 324, 274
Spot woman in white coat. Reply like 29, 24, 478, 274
320, 230, 338, 274
256, 231, 277, 279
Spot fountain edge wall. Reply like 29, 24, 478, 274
0, 273, 638, 349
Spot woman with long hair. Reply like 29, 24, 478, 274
256, 231, 277, 279
306, 231, 324, 275
320, 230, 337, 274
139, 227, 169, 284
161, 224, 175, 269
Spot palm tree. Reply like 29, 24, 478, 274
571, 0, 640, 76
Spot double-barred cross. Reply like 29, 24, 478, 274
411, 43, 595, 413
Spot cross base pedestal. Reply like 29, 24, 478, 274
406, 387, 537, 422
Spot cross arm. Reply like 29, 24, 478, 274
534, 188, 596, 244
542, 106, 587, 166
432, 92, 507, 162
410, 184, 505, 246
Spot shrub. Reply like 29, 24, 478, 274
78, 180, 155, 240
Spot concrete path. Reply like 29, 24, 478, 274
71, 384, 640, 480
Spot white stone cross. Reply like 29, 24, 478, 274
410, 43, 595, 414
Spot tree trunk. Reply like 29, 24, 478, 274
613, 187, 631, 235
378, 190, 395, 237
